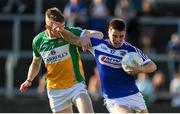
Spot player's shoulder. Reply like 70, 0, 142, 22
123, 41, 134, 47
91, 37, 105, 42
33, 31, 45, 44
90, 37, 106, 46
123, 41, 138, 51
34, 31, 45, 40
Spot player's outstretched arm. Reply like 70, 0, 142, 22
61, 29, 82, 46
61, 30, 91, 51
51, 22, 82, 46
84, 30, 104, 39
51, 22, 103, 51
20, 58, 41, 93
61, 29, 103, 51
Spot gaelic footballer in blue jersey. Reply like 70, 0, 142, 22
88, 18, 157, 113
55, 18, 157, 113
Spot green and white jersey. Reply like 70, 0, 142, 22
32, 27, 85, 90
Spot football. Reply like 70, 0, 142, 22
121, 52, 143, 71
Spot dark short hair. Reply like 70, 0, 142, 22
45, 7, 65, 22
109, 18, 126, 31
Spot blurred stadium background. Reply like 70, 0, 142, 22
0, 0, 180, 113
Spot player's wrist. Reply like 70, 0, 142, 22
26, 79, 32, 83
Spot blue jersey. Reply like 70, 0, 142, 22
89, 38, 151, 99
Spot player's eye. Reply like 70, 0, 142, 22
119, 35, 124, 38
113, 35, 118, 38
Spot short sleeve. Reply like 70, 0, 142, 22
134, 48, 151, 65
32, 37, 41, 59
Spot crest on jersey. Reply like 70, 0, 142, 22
50, 50, 56, 55
119, 51, 127, 56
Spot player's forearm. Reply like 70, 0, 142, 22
26, 60, 41, 82
141, 61, 157, 73
86, 30, 104, 39
61, 30, 81, 46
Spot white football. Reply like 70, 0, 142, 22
121, 52, 143, 71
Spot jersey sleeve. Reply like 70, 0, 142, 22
125, 42, 151, 65
32, 37, 41, 59
133, 47, 151, 65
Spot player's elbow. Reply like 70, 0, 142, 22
149, 61, 157, 73
143, 61, 157, 73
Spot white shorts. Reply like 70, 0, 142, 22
47, 83, 88, 112
104, 92, 147, 112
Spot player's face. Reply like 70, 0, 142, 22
108, 27, 126, 48
45, 16, 65, 35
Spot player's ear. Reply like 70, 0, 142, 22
45, 25, 51, 30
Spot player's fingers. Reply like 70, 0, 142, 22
82, 47, 86, 52
20, 83, 29, 93
89, 42, 92, 47
22, 86, 28, 92
52, 26, 60, 33
52, 22, 64, 32
83, 42, 91, 51
21, 88, 27, 93
88, 42, 92, 48
20, 84, 25, 92
85, 44, 90, 52
81, 42, 88, 52
83, 45, 88, 52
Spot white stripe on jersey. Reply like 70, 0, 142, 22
91, 43, 128, 58
40, 44, 70, 64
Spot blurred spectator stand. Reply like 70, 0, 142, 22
170, 71, 180, 107
2, 0, 26, 13
89, 0, 109, 34
64, 0, 88, 27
